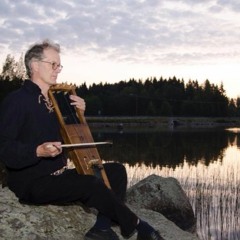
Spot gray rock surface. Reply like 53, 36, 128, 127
126, 174, 196, 232
0, 176, 199, 240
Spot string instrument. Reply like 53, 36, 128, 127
48, 84, 111, 188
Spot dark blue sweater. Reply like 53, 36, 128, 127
0, 80, 66, 199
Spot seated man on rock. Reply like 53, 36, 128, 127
0, 39, 163, 240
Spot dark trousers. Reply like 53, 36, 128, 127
22, 162, 138, 237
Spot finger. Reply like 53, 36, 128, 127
51, 152, 57, 157
52, 144, 62, 152
46, 144, 53, 149
71, 102, 86, 111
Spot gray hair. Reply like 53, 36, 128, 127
24, 39, 60, 78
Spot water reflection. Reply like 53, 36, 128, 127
94, 128, 231, 167
93, 128, 240, 240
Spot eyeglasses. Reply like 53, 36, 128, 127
40, 60, 63, 71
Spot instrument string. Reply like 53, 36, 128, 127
58, 89, 98, 164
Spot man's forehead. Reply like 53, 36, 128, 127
43, 48, 60, 59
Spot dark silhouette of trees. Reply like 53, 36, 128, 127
0, 55, 25, 102
0, 54, 238, 117
75, 77, 232, 117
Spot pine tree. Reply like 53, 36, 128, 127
1, 54, 16, 80
1, 54, 27, 80
15, 53, 27, 79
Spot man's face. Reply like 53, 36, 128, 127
37, 48, 62, 86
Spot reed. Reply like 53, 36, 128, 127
126, 146, 240, 240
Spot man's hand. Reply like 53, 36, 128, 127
69, 95, 86, 111
36, 142, 62, 158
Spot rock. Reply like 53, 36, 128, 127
126, 174, 196, 232
0, 187, 92, 239
128, 207, 199, 240
0, 176, 199, 240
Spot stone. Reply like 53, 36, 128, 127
0, 175, 199, 240
126, 174, 196, 232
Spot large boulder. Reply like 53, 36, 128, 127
0, 176, 199, 240
126, 174, 196, 232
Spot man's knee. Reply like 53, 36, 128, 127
104, 162, 127, 177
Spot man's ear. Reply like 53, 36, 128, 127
31, 61, 39, 74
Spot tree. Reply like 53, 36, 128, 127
146, 101, 157, 115
160, 101, 172, 116
15, 53, 27, 79
236, 97, 240, 116
1, 54, 16, 80
228, 98, 236, 116
1, 54, 27, 80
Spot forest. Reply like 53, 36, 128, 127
1, 54, 240, 117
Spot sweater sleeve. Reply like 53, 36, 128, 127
0, 94, 40, 169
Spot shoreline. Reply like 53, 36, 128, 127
86, 116, 240, 130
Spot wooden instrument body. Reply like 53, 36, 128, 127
48, 84, 111, 188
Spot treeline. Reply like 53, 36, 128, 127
2, 76, 239, 117
76, 77, 240, 117
0, 54, 240, 117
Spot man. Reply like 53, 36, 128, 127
0, 39, 163, 240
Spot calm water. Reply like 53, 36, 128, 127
93, 127, 240, 240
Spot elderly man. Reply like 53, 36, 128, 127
0, 39, 163, 240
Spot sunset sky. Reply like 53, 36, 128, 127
0, 0, 239, 98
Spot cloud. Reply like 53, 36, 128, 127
0, 0, 239, 98
0, 0, 239, 58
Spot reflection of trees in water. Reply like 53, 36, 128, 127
236, 134, 240, 148
94, 129, 234, 168
1, 129, 239, 184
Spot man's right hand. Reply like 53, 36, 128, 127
36, 142, 62, 158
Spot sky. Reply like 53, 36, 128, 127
0, 0, 240, 98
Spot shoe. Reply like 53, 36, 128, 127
137, 230, 164, 240
84, 227, 120, 240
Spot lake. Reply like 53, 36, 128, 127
93, 127, 240, 240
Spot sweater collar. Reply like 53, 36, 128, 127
23, 80, 42, 95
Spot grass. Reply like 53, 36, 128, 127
125, 145, 240, 240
